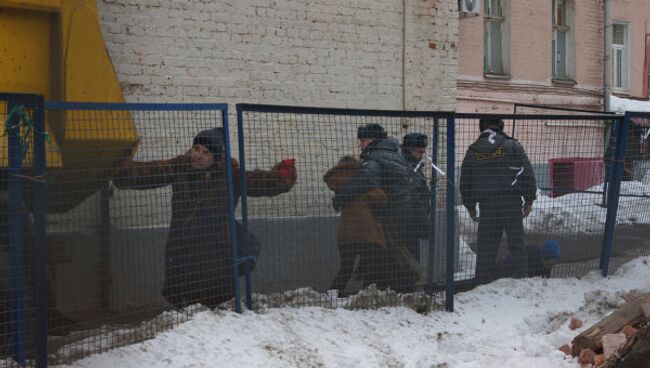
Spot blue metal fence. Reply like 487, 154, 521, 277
2, 96, 650, 366
2, 96, 237, 366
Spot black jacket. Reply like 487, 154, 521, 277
460, 130, 537, 208
403, 150, 432, 238
333, 138, 413, 230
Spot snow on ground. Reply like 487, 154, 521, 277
56, 256, 650, 368
458, 181, 650, 239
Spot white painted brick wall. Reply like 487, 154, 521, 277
97, 0, 459, 222
97, 0, 458, 110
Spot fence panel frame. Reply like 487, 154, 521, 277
4, 99, 647, 365
2, 92, 48, 367
236, 103, 454, 311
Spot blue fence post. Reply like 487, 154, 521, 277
445, 116, 455, 312
235, 105, 254, 311
7, 100, 26, 366
425, 117, 439, 294
32, 96, 48, 368
223, 107, 242, 314
599, 114, 630, 276
600, 121, 618, 207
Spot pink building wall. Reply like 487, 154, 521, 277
611, 0, 650, 99
456, 0, 650, 167
458, 0, 605, 114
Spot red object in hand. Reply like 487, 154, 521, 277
277, 158, 296, 178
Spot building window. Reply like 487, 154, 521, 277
612, 23, 629, 91
484, 0, 508, 75
552, 0, 574, 80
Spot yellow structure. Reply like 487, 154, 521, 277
0, 0, 139, 211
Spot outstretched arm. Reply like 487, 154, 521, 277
112, 154, 188, 190
237, 159, 297, 197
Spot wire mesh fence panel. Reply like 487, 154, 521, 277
609, 112, 650, 274
1, 95, 47, 368
454, 114, 619, 284
237, 106, 448, 311
35, 103, 232, 365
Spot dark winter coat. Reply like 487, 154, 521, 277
112, 154, 296, 308
332, 139, 422, 282
333, 138, 414, 232
402, 150, 432, 239
460, 130, 537, 208
323, 159, 388, 249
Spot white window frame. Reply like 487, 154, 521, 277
552, 0, 575, 81
612, 22, 629, 92
484, 0, 510, 76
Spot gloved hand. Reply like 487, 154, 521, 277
277, 159, 296, 178
272, 158, 297, 190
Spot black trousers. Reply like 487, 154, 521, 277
475, 201, 528, 284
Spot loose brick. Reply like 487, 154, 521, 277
593, 354, 605, 366
602, 333, 627, 359
569, 318, 583, 331
579, 348, 597, 364
621, 325, 638, 338
559, 344, 572, 355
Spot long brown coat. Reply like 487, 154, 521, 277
112, 154, 296, 308
324, 158, 422, 285
323, 159, 387, 249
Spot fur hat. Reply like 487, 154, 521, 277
357, 123, 387, 139
402, 133, 428, 149
193, 128, 224, 156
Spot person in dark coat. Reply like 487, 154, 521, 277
332, 124, 420, 292
112, 128, 297, 309
459, 118, 537, 285
401, 133, 431, 262
324, 156, 392, 295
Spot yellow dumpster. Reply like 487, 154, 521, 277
0, 0, 139, 212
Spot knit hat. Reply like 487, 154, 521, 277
540, 240, 560, 260
357, 123, 387, 139
193, 128, 224, 156
402, 133, 428, 149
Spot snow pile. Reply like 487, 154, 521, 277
458, 181, 650, 238
55, 256, 650, 368
610, 95, 650, 113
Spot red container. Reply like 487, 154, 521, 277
548, 157, 605, 197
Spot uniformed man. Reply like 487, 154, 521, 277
401, 133, 431, 262
459, 118, 537, 285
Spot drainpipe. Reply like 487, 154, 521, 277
402, 0, 407, 111
604, 0, 612, 112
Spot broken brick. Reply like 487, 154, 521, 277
621, 325, 638, 338
602, 333, 627, 359
559, 344, 571, 355
569, 318, 583, 331
579, 348, 597, 364
593, 354, 605, 366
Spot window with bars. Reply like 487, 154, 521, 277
612, 23, 629, 91
484, 0, 507, 75
552, 0, 572, 80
